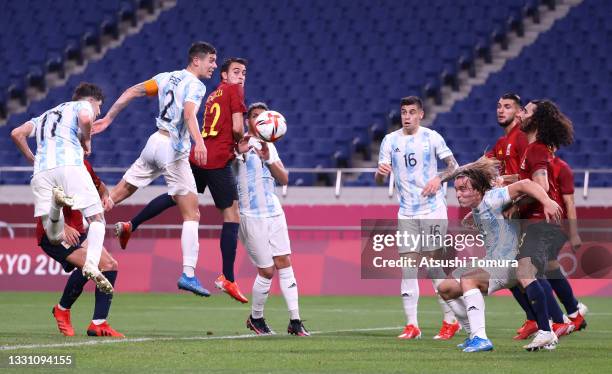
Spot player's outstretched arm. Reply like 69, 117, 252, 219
508, 179, 562, 222
184, 101, 207, 166
531, 168, 549, 192
93, 82, 150, 134
10, 121, 35, 165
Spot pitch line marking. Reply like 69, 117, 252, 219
0, 326, 403, 351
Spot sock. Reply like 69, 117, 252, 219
464, 288, 487, 340
59, 270, 89, 309
220, 222, 239, 282
131, 193, 176, 232
538, 278, 564, 324
401, 278, 419, 326
279, 267, 300, 320
44, 211, 64, 243
525, 281, 551, 331
546, 268, 579, 315
510, 285, 536, 320
85, 221, 105, 267
251, 275, 272, 319
92, 319, 106, 325
432, 279, 456, 323
446, 297, 471, 336
181, 221, 199, 277
93, 270, 117, 320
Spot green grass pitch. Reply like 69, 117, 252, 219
1, 293, 610, 373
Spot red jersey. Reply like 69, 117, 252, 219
190, 82, 246, 169
487, 125, 528, 175
551, 156, 574, 219
36, 160, 101, 244
518, 142, 562, 220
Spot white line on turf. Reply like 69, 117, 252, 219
0, 326, 403, 352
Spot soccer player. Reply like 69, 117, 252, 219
237, 102, 309, 336
40, 160, 124, 337
92, 42, 217, 297
487, 93, 529, 183
11, 82, 112, 293
111, 57, 250, 303
375, 96, 460, 340
511, 99, 576, 350
437, 156, 563, 352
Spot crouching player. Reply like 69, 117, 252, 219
237, 103, 309, 336
41, 160, 124, 337
438, 157, 562, 352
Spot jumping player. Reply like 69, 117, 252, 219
92, 42, 217, 297
11, 83, 112, 293
111, 57, 250, 303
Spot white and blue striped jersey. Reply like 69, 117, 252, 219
378, 127, 453, 216
472, 187, 519, 260
28, 101, 93, 174
152, 69, 206, 160
234, 137, 283, 218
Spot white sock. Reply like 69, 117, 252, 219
464, 288, 487, 340
251, 275, 272, 319
92, 319, 106, 325
181, 221, 199, 275
401, 278, 419, 326
431, 279, 456, 323
44, 211, 65, 243
57, 304, 68, 311
85, 221, 105, 267
446, 297, 471, 336
279, 267, 300, 320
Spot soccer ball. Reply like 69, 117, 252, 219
254, 110, 287, 142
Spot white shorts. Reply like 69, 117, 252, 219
31, 165, 102, 218
239, 213, 291, 268
397, 204, 448, 253
123, 132, 197, 196
451, 266, 517, 295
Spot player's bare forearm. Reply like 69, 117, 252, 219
232, 112, 244, 141
510, 179, 549, 206
563, 194, 579, 234
531, 169, 549, 192
106, 83, 147, 121
437, 155, 459, 182
10, 122, 35, 164
269, 161, 289, 185
502, 174, 519, 184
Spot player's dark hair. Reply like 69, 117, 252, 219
72, 82, 104, 103
221, 57, 248, 74
188, 41, 216, 65
400, 96, 423, 110
500, 92, 522, 106
453, 156, 500, 195
247, 102, 268, 118
530, 100, 574, 149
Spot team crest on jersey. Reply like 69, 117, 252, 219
394, 148, 401, 152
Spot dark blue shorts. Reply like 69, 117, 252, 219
39, 233, 87, 273
190, 161, 238, 210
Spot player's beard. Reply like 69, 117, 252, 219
520, 116, 537, 133
497, 117, 513, 128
